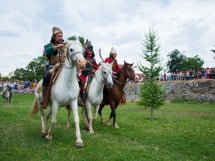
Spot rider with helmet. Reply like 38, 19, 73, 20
105, 47, 120, 76
42, 26, 66, 108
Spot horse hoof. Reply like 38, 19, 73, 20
89, 130, 94, 134
45, 134, 52, 140
114, 124, 119, 128
114, 125, 119, 129
100, 119, 105, 124
75, 142, 84, 148
85, 125, 89, 130
41, 132, 48, 138
106, 122, 111, 126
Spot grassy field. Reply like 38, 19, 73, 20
0, 94, 214, 161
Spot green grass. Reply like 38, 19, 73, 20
0, 94, 215, 161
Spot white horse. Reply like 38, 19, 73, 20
67, 62, 113, 133
31, 40, 86, 147
2, 86, 12, 104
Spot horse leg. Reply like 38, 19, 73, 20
6, 97, 8, 104
93, 104, 100, 122
45, 106, 52, 131
108, 103, 119, 128
38, 101, 48, 137
71, 99, 84, 147
112, 103, 119, 128
81, 106, 89, 130
98, 104, 105, 124
107, 111, 113, 125
46, 105, 52, 120
8, 97, 11, 104
46, 101, 58, 140
107, 103, 115, 125
86, 100, 94, 133
66, 108, 71, 128
112, 109, 119, 128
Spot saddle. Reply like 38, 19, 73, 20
42, 63, 64, 108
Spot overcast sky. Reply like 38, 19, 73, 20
0, 0, 215, 76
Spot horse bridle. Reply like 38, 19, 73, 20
126, 68, 135, 80
95, 66, 112, 85
65, 50, 83, 69
113, 66, 135, 85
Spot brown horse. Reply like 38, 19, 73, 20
98, 61, 135, 128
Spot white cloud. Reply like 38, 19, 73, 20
0, 0, 215, 77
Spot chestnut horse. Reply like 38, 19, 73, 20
98, 61, 135, 128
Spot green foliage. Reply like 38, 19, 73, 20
139, 81, 166, 108
167, 49, 185, 73
67, 35, 77, 41
138, 30, 162, 79
0, 95, 215, 161
67, 35, 90, 48
138, 29, 165, 120
12, 68, 27, 81
167, 49, 204, 72
0, 76, 10, 81
12, 56, 47, 82
181, 55, 204, 72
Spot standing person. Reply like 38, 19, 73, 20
80, 43, 98, 100
42, 26, 66, 108
105, 47, 120, 76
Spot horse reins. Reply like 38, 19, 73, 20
112, 66, 135, 85
64, 50, 83, 69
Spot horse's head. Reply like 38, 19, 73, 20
99, 62, 113, 89
123, 61, 135, 81
66, 40, 86, 68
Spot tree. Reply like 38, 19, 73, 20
181, 55, 204, 72
138, 29, 165, 120
167, 50, 204, 73
167, 49, 186, 73
25, 56, 47, 82
12, 56, 47, 82
12, 68, 27, 81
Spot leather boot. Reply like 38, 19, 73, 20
42, 86, 49, 109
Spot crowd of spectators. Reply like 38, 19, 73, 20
0, 80, 37, 94
159, 68, 215, 81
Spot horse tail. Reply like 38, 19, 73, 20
31, 98, 38, 115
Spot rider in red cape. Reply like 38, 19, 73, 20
105, 47, 120, 76
80, 42, 98, 99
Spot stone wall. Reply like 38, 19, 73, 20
124, 80, 215, 102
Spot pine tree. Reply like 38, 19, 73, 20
138, 29, 165, 120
